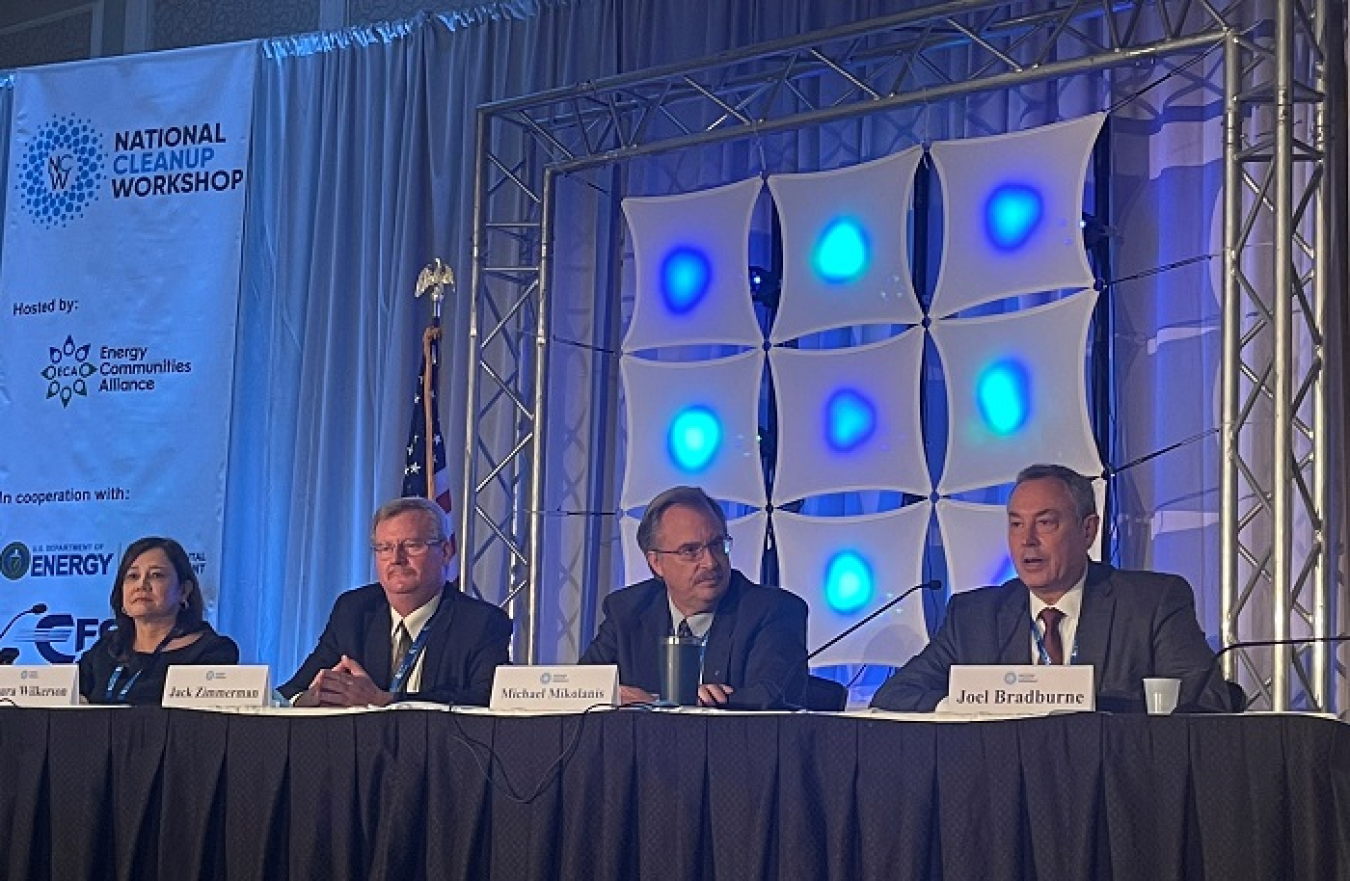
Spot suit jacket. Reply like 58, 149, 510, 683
279, 581, 511, 706
579, 570, 808, 710
870, 562, 1233, 713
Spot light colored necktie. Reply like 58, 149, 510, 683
392, 622, 412, 682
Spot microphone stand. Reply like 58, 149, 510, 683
0, 603, 47, 664
808, 580, 942, 662
1213, 636, 1350, 712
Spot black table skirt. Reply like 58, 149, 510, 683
2, 708, 1348, 880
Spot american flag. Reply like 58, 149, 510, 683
402, 321, 458, 571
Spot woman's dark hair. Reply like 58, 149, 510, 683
108, 536, 204, 658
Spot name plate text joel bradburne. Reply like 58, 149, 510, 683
491, 665, 618, 712
162, 665, 271, 708
0, 665, 78, 706
947, 665, 1095, 715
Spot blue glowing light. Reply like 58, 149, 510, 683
667, 406, 721, 473
992, 556, 1019, 584
824, 551, 874, 615
825, 388, 877, 452
660, 247, 712, 314
984, 183, 1043, 251
976, 360, 1031, 435
812, 218, 870, 283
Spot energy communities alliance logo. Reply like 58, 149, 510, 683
17, 116, 106, 228
42, 335, 96, 407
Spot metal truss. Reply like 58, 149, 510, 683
467, 0, 1343, 682
1220, 0, 1343, 710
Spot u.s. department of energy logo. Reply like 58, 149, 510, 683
17, 115, 106, 228
0, 542, 31, 581
41, 335, 97, 407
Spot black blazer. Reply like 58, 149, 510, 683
279, 581, 511, 706
579, 569, 808, 709
870, 562, 1233, 713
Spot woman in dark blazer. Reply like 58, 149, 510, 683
78, 536, 237, 705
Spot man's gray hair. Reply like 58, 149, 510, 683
371, 496, 449, 541
1013, 464, 1097, 520
636, 485, 728, 553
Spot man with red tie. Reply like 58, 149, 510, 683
871, 464, 1233, 713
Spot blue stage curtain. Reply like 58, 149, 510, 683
220, 2, 619, 676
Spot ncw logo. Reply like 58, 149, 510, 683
16, 115, 105, 229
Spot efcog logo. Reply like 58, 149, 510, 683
0, 542, 31, 580
17, 115, 105, 228
41, 335, 97, 407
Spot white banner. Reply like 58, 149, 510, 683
0, 43, 255, 664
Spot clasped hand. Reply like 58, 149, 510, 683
293, 655, 394, 708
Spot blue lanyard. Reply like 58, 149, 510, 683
104, 628, 179, 703
389, 602, 444, 694
1029, 616, 1079, 665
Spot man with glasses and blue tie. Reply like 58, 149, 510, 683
580, 485, 808, 709
281, 497, 511, 707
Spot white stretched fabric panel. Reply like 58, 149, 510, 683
619, 350, 767, 508
931, 289, 1103, 494
936, 500, 1019, 595
768, 329, 930, 503
937, 489, 1106, 596
773, 503, 931, 668
929, 114, 1104, 317
622, 177, 764, 352
619, 509, 768, 588
766, 148, 924, 342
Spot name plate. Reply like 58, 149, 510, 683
0, 665, 79, 706
162, 665, 271, 708
491, 665, 618, 712
947, 665, 1095, 715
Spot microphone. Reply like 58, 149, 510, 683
0, 648, 18, 666
1209, 635, 1350, 711
0, 603, 47, 642
808, 580, 943, 662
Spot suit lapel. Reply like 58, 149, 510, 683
636, 586, 673, 687
363, 600, 393, 688
1074, 563, 1114, 670
700, 576, 742, 685
418, 585, 456, 685
995, 584, 1031, 663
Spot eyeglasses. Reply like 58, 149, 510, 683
371, 538, 443, 558
649, 535, 733, 563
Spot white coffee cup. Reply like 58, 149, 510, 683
1143, 677, 1182, 715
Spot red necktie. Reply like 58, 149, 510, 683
1038, 607, 1065, 665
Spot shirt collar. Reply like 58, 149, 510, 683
391, 589, 443, 639
1027, 567, 1086, 620
667, 595, 715, 640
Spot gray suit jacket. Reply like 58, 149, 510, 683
871, 562, 1233, 713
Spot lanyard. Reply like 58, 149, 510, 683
389, 602, 444, 694
1029, 616, 1079, 665
104, 628, 179, 703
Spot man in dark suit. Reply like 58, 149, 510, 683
872, 464, 1233, 713
580, 485, 808, 709
280, 497, 511, 707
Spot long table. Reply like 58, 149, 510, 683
2, 707, 1348, 880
